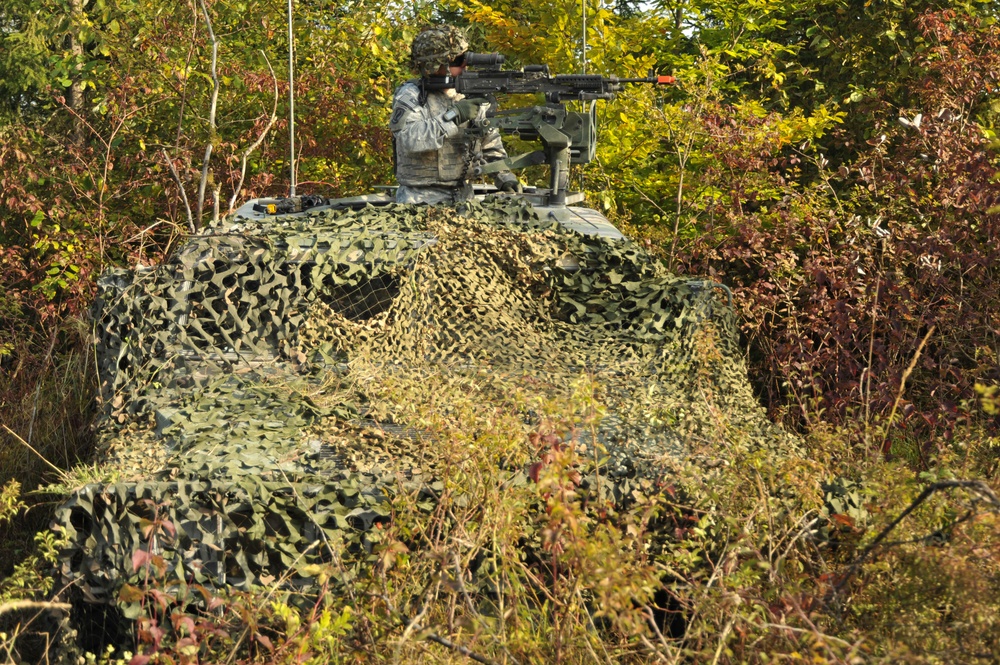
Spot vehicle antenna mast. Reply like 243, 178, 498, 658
287, 0, 296, 196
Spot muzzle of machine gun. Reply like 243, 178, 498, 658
614, 75, 677, 86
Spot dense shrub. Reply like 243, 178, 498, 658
668, 12, 1000, 460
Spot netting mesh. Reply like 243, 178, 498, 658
55, 196, 794, 609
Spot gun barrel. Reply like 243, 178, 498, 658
614, 75, 676, 85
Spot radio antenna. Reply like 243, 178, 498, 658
286, 0, 296, 196
580, 0, 588, 194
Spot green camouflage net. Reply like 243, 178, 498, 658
55, 196, 795, 610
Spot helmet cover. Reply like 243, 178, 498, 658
410, 25, 469, 77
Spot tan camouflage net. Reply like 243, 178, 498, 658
55, 196, 795, 611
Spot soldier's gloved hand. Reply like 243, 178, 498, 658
453, 98, 489, 124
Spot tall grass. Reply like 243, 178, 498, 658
0, 318, 95, 573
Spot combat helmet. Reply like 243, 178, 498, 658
410, 25, 469, 77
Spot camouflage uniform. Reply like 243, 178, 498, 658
391, 26, 518, 205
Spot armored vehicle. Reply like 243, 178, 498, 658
52, 58, 792, 624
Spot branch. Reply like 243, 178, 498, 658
3, 424, 67, 480
196, 0, 220, 228
881, 325, 936, 452
162, 149, 195, 233
53, 96, 108, 150
0, 601, 72, 618
377, 594, 498, 665
212, 181, 221, 223
834, 480, 1000, 593
228, 50, 280, 213
175, 0, 200, 147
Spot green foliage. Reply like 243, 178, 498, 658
0, 481, 24, 530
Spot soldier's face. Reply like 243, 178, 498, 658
433, 63, 465, 77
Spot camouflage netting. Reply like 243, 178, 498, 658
54, 196, 796, 610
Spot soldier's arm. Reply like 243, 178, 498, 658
390, 84, 460, 154
480, 128, 508, 164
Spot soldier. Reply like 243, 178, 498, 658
390, 25, 520, 205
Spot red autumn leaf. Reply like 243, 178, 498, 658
158, 518, 177, 538
132, 549, 151, 573
175, 637, 198, 651
831, 513, 855, 527
255, 633, 274, 652
173, 613, 195, 635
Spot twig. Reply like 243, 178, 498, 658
773, 514, 820, 584
162, 149, 195, 233
123, 220, 169, 244
53, 96, 108, 150
27, 330, 58, 446
175, 0, 200, 146
670, 143, 688, 272
638, 635, 671, 663
196, 0, 221, 227
642, 605, 680, 664
629, 182, 672, 220
881, 324, 934, 453
228, 50, 280, 212
876, 508, 976, 549
709, 617, 735, 665
576, 588, 613, 665
834, 480, 1000, 593
791, 602, 844, 663
3, 425, 67, 479
451, 553, 477, 615
757, 622, 855, 649
0, 601, 72, 617
378, 593, 498, 665
862, 275, 880, 442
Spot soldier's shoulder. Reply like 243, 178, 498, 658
393, 80, 422, 108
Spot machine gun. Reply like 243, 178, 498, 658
425, 53, 675, 205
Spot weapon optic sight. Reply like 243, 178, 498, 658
463, 52, 505, 68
